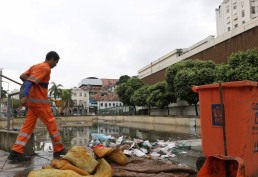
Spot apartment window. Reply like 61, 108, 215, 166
109, 103, 111, 107
105, 103, 107, 107
226, 6, 229, 13
113, 103, 115, 107
233, 3, 237, 10
234, 24, 238, 28
84, 93, 87, 97
228, 27, 231, 31
100, 103, 103, 107
227, 17, 230, 24
251, 6, 255, 14
242, 21, 245, 24
241, 1, 244, 7
79, 92, 82, 97
242, 10, 245, 17
233, 13, 238, 20
73, 93, 77, 96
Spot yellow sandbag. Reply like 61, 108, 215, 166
93, 147, 114, 158
27, 169, 85, 177
93, 159, 112, 177
51, 159, 71, 169
42, 164, 54, 169
51, 159, 90, 176
106, 148, 130, 165
62, 146, 98, 174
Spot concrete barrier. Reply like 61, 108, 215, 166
0, 130, 34, 155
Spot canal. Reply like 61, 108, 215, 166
3, 119, 201, 152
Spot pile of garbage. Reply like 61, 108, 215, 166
27, 134, 197, 177
89, 133, 192, 161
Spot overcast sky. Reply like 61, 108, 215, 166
0, 0, 222, 91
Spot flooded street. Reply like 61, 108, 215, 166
1, 118, 201, 151
31, 120, 201, 151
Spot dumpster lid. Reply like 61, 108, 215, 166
192, 80, 258, 93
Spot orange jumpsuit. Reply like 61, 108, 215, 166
12, 61, 64, 153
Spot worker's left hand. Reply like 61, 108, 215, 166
21, 96, 28, 106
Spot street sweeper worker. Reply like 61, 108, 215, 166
8, 51, 66, 161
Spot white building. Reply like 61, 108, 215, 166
71, 87, 89, 114
216, 0, 258, 36
78, 77, 123, 114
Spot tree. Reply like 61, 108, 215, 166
166, 59, 216, 116
49, 82, 63, 100
116, 75, 130, 85
130, 84, 151, 114
12, 98, 21, 109
116, 76, 144, 114
147, 81, 176, 115
60, 89, 72, 115
215, 48, 258, 82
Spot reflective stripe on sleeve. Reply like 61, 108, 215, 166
21, 74, 29, 80
18, 132, 31, 139
15, 140, 26, 146
52, 140, 62, 145
28, 76, 40, 84
28, 98, 51, 104
50, 132, 60, 139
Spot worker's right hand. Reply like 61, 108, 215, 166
21, 96, 28, 106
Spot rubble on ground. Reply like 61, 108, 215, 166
27, 134, 197, 177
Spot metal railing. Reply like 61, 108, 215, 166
0, 73, 22, 131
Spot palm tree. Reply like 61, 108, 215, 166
49, 82, 63, 100
60, 89, 72, 115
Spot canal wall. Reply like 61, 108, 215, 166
95, 116, 200, 128
0, 130, 34, 155
0, 116, 199, 129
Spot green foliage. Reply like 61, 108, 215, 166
216, 48, 258, 82
12, 98, 21, 109
61, 89, 72, 101
1, 86, 7, 98
130, 85, 150, 106
61, 89, 73, 107
49, 82, 63, 100
147, 81, 176, 108
174, 69, 199, 105
116, 75, 130, 85
115, 76, 144, 106
166, 59, 216, 106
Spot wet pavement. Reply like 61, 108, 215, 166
0, 150, 53, 177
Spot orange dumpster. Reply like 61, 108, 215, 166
192, 80, 258, 177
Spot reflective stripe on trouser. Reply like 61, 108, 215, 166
12, 107, 64, 153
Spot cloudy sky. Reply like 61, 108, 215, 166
0, 0, 222, 91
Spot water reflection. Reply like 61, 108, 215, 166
32, 120, 201, 151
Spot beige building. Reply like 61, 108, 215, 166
216, 0, 258, 36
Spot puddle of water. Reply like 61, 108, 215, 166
32, 120, 200, 151
0, 119, 200, 151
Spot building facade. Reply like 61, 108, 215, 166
78, 77, 122, 114
71, 87, 89, 115
216, 0, 258, 36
